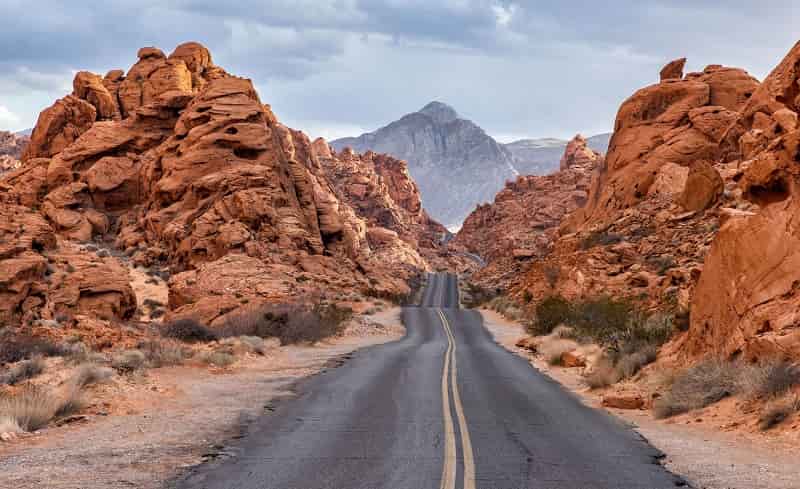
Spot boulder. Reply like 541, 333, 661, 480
660, 57, 686, 81
602, 394, 645, 410
678, 161, 724, 212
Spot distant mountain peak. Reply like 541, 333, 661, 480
418, 101, 459, 124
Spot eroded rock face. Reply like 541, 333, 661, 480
569, 63, 758, 231
660, 58, 686, 81
560, 134, 601, 171
682, 42, 800, 361
1, 42, 449, 328
454, 140, 597, 289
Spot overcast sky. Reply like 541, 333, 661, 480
0, 1, 798, 142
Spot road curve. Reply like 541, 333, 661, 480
174, 273, 685, 489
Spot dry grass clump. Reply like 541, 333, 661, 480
616, 345, 658, 379
74, 364, 114, 388
653, 359, 741, 419
219, 336, 267, 356
0, 385, 85, 432
200, 351, 236, 367
585, 357, 623, 389
539, 337, 578, 366
0, 356, 46, 385
111, 350, 147, 373
738, 360, 800, 401
219, 303, 351, 345
162, 318, 218, 343
758, 394, 800, 430
0, 334, 63, 364
137, 339, 193, 367
488, 296, 523, 321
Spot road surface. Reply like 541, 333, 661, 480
175, 273, 685, 489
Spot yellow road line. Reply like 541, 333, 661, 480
439, 307, 456, 489
437, 309, 476, 489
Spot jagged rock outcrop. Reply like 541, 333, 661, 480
331, 101, 518, 229
660, 58, 686, 81
678, 41, 800, 361
559, 134, 602, 171
565, 63, 759, 232
0, 130, 28, 159
454, 139, 598, 289
503, 134, 610, 176
1, 42, 449, 330
0, 131, 28, 174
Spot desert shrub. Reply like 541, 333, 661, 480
585, 357, 623, 389
737, 360, 800, 401
570, 296, 632, 344
461, 282, 500, 308
529, 295, 572, 336
539, 337, 578, 366
543, 265, 560, 288
616, 345, 658, 379
162, 318, 218, 343
758, 394, 800, 430
111, 350, 147, 373
74, 364, 114, 387
653, 359, 741, 419
236, 336, 267, 355
0, 356, 46, 385
580, 231, 623, 250
0, 335, 63, 364
219, 303, 351, 345
647, 255, 677, 275
0, 385, 86, 432
200, 351, 236, 367
137, 339, 193, 368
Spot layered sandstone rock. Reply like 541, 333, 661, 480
560, 134, 601, 171
678, 42, 800, 361
0, 131, 28, 174
454, 139, 598, 289
1, 42, 447, 329
0, 130, 28, 159
567, 63, 758, 232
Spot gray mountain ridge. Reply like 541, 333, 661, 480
331, 101, 609, 229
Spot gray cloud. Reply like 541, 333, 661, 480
0, 1, 797, 140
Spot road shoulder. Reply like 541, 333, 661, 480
480, 308, 799, 489
0, 308, 405, 489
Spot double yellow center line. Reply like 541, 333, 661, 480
437, 309, 475, 489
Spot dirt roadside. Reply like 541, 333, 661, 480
481, 308, 799, 489
0, 308, 404, 489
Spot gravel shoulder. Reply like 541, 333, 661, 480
0, 308, 404, 489
481, 308, 800, 489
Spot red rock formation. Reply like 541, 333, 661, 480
679, 41, 800, 361
1, 42, 449, 329
659, 58, 686, 81
454, 141, 597, 289
566, 63, 758, 232
560, 134, 601, 171
0, 130, 28, 159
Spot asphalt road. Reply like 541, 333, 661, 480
175, 273, 686, 489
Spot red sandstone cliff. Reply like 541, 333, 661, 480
0, 42, 448, 332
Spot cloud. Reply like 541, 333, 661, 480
0, 1, 798, 138
0, 105, 21, 131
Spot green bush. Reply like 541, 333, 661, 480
162, 319, 218, 343
653, 359, 741, 419
529, 295, 573, 336
580, 231, 623, 250
219, 303, 351, 345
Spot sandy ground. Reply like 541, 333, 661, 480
480, 309, 799, 489
0, 308, 404, 489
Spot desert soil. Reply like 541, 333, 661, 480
481, 309, 800, 489
0, 308, 404, 489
